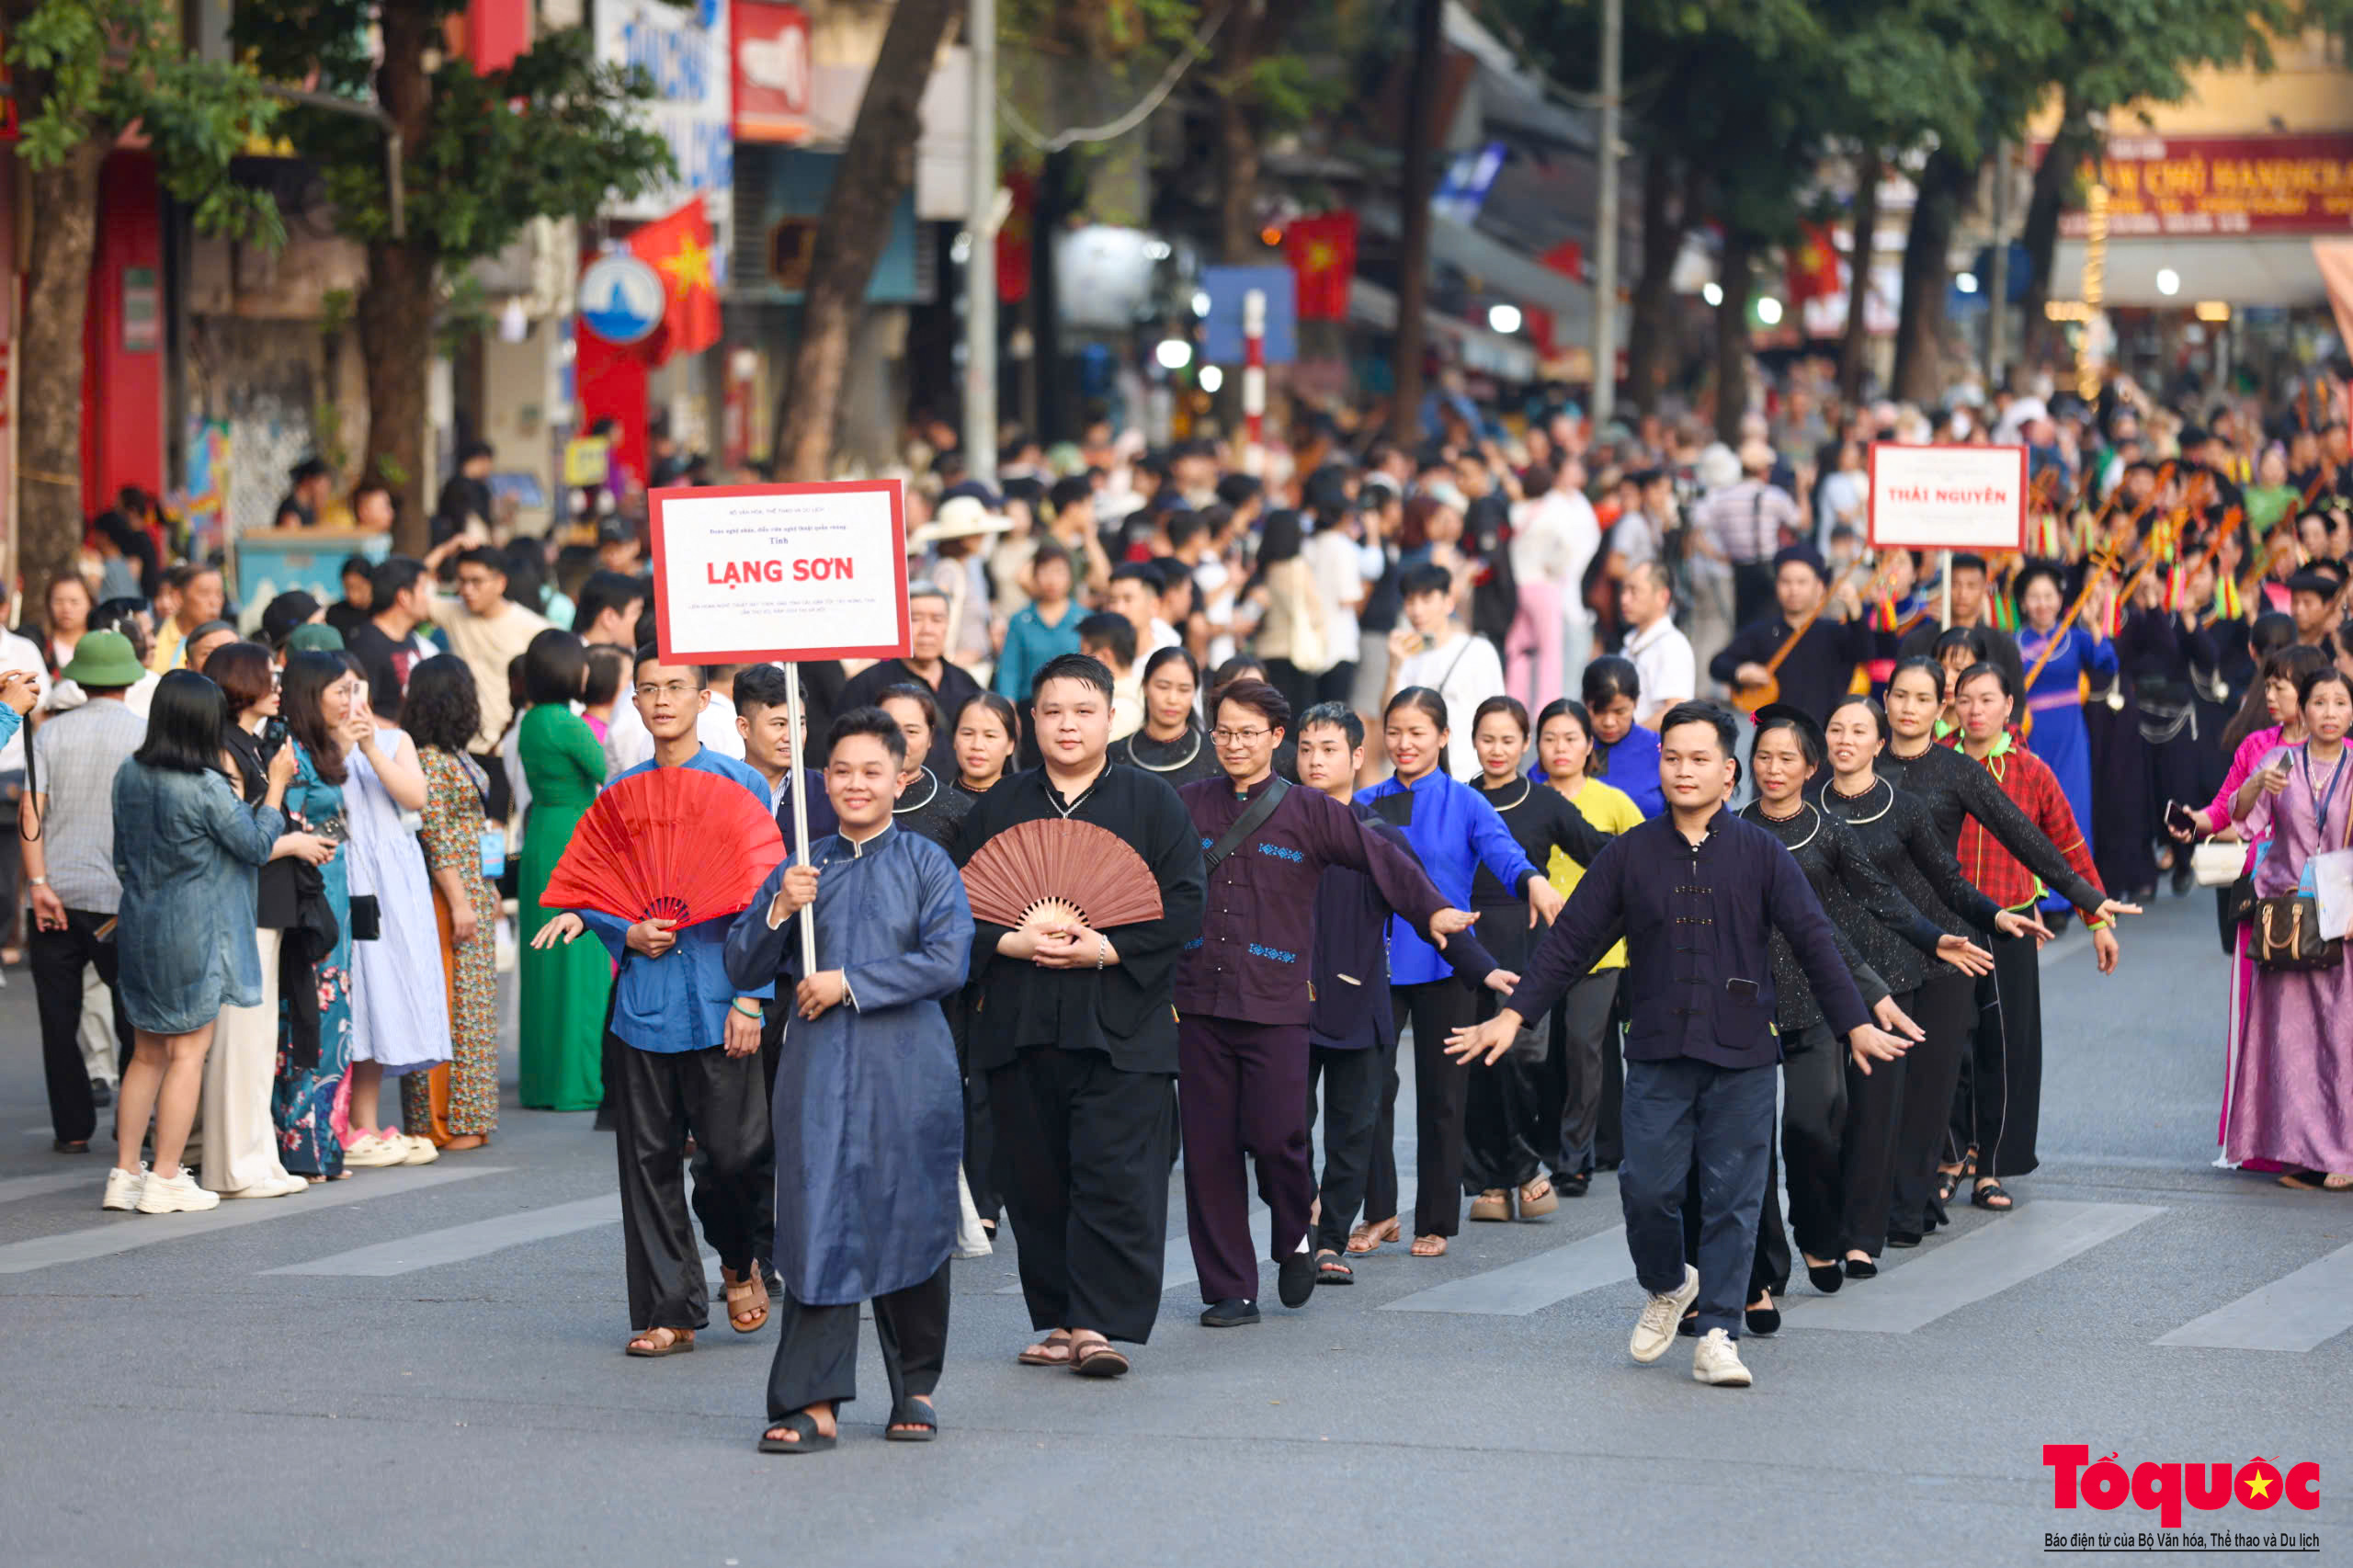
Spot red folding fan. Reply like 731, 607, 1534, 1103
540, 768, 786, 928
960, 818, 1164, 932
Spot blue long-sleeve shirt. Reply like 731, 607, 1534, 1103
1355, 769, 1537, 987
1506, 806, 1870, 1071
578, 746, 776, 1053
995, 598, 1085, 700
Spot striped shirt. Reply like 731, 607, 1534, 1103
1691, 479, 1802, 564
31, 698, 147, 913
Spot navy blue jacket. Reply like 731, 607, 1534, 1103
1506, 806, 1869, 1070
1309, 803, 1499, 1051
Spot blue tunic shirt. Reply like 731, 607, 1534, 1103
724, 824, 974, 1304
578, 746, 775, 1053
1355, 769, 1538, 987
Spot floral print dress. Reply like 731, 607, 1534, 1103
400, 749, 501, 1140
272, 744, 353, 1177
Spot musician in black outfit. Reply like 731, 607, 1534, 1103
1708, 544, 1872, 721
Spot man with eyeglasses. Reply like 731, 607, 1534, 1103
532, 649, 778, 1358
424, 545, 548, 822
1172, 679, 1481, 1328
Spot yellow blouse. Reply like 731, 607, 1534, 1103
1543, 777, 1645, 971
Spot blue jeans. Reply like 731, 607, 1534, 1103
1620, 1055, 1777, 1337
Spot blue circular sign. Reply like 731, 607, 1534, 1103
579, 254, 666, 346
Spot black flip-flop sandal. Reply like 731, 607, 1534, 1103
757, 1411, 836, 1454
1313, 1249, 1354, 1286
1972, 1180, 2014, 1211
885, 1396, 938, 1443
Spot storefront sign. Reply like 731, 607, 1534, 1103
648, 481, 909, 663
733, 0, 812, 143
1869, 443, 2028, 551
2052, 134, 2353, 239
596, 0, 733, 232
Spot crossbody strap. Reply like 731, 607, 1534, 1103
1204, 777, 1292, 874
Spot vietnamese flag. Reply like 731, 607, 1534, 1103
1785, 221, 1842, 306
1287, 211, 1358, 321
630, 196, 722, 364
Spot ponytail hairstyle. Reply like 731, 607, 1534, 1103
1384, 685, 1452, 779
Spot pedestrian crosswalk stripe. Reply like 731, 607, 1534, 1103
1380, 1224, 1636, 1315
0, 1165, 504, 1276
1161, 1205, 1274, 1296
2154, 1242, 2353, 1353
264, 1195, 619, 1277
0, 1171, 96, 1208
1784, 1199, 2163, 1334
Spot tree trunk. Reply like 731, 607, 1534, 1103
1892, 148, 1969, 407
364, 1, 438, 546
1713, 227, 1754, 444
1215, 3, 1268, 264
1838, 150, 1880, 404
2020, 97, 2093, 371
1624, 152, 1679, 415
774, 0, 961, 480
359, 241, 437, 555
16, 139, 108, 597
1389, 0, 1445, 445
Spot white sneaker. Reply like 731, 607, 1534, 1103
102, 1165, 147, 1211
396, 1135, 440, 1165
220, 1175, 307, 1199
134, 1167, 222, 1214
341, 1131, 407, 1168
1630, 1263, 1702, 1364
1692, 1327, 1753, 1387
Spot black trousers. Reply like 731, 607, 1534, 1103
1952, 932, 2042, 1178
1595, 987, 1631, 1167
1306, 1041, 1385, 1253
611, 1038, 768, 1332
988, 1046, 1176, 1346
1838, 994, 1910, 1256
1261, 660, 1320, 736
1537, 971, 1622, 1178
766, 1262, 950, 1419
689, 1003, 787, 1285
1778, 1021, 1848, 1267
1889, 970, 1977, 1234
1462, 994, 1552, 1193
949, 992, 1000, 1224
1367, 979, 1480, 1238
30, 908, 132, 1144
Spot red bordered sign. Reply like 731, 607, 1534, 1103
1867, 442, 2028, 552
648, 480, 910, 664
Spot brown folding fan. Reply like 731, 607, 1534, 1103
960, 818, 1165, 931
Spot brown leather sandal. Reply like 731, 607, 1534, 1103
1410, 1233, 1449, 1257
722, 1265, 769, 1333
625, 1325, 695, 1357
1017, 1328, 1074, 1367
1347, 1215, 1399, 1255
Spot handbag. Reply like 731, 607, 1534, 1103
2252, 891, 2342, 971
347, 892, 382, 943
2190, 839, 2245, 888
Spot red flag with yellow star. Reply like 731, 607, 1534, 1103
1785, 221, 1842, 306
629, 197, 722, 365
1286, 212, 1358, 321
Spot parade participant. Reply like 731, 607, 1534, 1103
2120, 565, 2222, 895
107, 672, 290, 1214
1384, 565, 1507, 780
1930, 625, 1994, 736
1353, 687, 1564, 1257
1820, 695, 2047, 1246
394, 656, 502, 1153
877, 683, 973, 850
1733, 708, 1961, 1310
1446, 702, 1909, 1390
516, 630, 609, 1112
1076, 613, 1142, 738
1582, 656, 1663, 816
951, 692, 1018, 796
733, 664, 837, 849
841, 586, 987, 773
951, 653, 1205, 1378
724, 708, 976, 1451
1175, 680, 1478, 1325
531, 652, 776, 1357
1110, 646, 1220, 786
1297, 702, 1506, 1285
23, 631, 145, 1153
2229, 666, 2353, 1187
2013, 561, 2118, 866
1709, 544, 1870, 721
1462, 697, 1617, 1221
1896, 551, 2028, 693
1943, 663, 2129, 1210
1531, 699, 1646, 1191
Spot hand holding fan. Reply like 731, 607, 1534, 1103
541, 768, 786, 928
961, 818, 1164, 933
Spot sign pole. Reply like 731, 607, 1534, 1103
784, 660, 817, 978
1942, 549, 1953, 631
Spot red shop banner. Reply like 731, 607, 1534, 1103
733, 0, 813, 145
2044, 132, 2353, 239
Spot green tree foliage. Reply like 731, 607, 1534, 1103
4, 0, 284, 589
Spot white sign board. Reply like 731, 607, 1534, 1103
649, 482, 909, 664
597, 0, 733, 245
1867, 443, 2029, 551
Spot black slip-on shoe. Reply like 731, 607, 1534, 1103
1199, 1298, 1261, 1328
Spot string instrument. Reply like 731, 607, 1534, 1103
1731, 553, 1900, 713
2017, 543, 2125, 739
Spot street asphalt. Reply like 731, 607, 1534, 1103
1, 888, 2347, 1567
